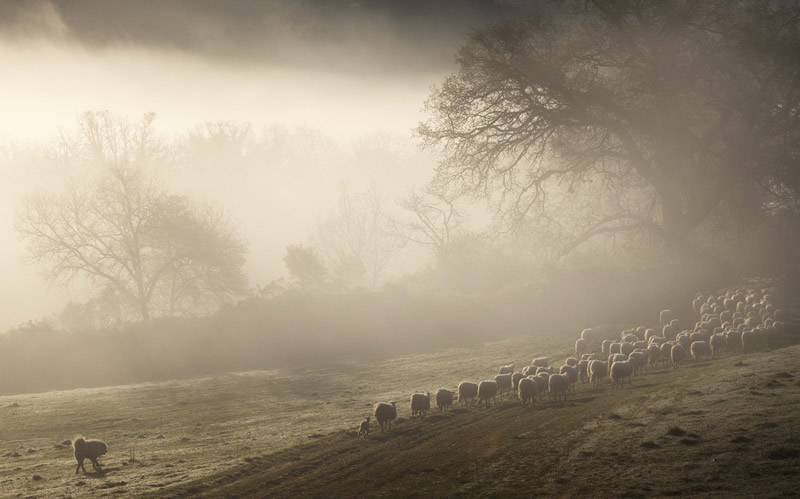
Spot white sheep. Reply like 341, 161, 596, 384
575, 338, 587, 357
511, 372, 525, 390
458, 381, 479, 408
518, 377, 538, 407
373, 401, 398, 432
671, 343, 687, 368
588, 360, 608, 389
548, 373, 569, 402
565, 357, 579, 367
709, 334, 727, 358
578, 359, 590, 384
559, 365, 578, 392
610, 361, 633, 389
72, 436, 107, 474
357, 416, 370, 438
494, 373, 513, 396
478, 380, 499, 409
620, 342, 634, 357
741, 330, 756, 352
660, 309, 675, 325
627, 351, 647, 376
532, 357, 549, 368
435, 388, 454, 412
498, 364, 515, 375
690, 341, 710, 361
601, 339, 612, 356
410, 392, 431, 421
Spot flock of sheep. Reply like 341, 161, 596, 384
362, 284, 788, 437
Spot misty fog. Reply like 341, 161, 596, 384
0, 1, 527, 331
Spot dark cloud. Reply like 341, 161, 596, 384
0, 0, 536, 74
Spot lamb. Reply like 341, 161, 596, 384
478, 380, 499, 409
410, 392, 431, 421
72, 436, 107, 474
610, 361, 633, 389
498, 364, 515, 375
435, 388, 455, 412
494, 373, 513, 396
458, 381, 479, 407
690, 341, 710, 361
588, 360, 608, 389
357, 416, 370, 438
548, 373, 569, 402
373, 401, 398, 432
671, 343, 687, 368
517, 377, 538, 407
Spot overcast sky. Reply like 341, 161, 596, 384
0, 0, 534, 331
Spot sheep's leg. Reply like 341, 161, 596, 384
91, 457, 101, 470
76, 458, 85, 474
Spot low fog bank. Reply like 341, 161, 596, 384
0, 253, 761, 396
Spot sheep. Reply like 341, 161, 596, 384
620, 342, 634, 357
628, 351, 647, 376
532, 357, 549, 368
580, 353, 595, 361
709, 334, 727, 359
601, 339, 612, 356
548, 373, 569, 402
410, 392, 431, 421
72, 436, 107, 474
609, 342, 622, 355
647, 343, 661, 367
578, 359, 590, 384
588, 360, 608, 389
498, 364, 515, 375
536, 371, 551, 395
660, 341, 674, 367
478, 380, 499, 409
581, 328, 594, 342
610, 361, 633, 389
435, 388, 454, 412
518, 377, 538, 407
357, 416, 370, 438
494, 373, 513, 396
532, 375, 548, 399
511, 372, 525, 390
565, 357, 579, 367
660, 309, 675, 325
521, 365, 537, 376
575, 338, 587, 357
458, 381, 479, 407
726, 329, 742, 352
536, 366, 554, 375
374, 401, 398, 432
741, 330, 756, 352
671, 343, 687, 368
690, 341, 710, 361
608, 353, 626, 366
560, 365, 578, 392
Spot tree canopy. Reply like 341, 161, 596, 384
17, 112, 248, 321
418, 0, 800, 263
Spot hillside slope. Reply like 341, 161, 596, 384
161, 344, 800, 498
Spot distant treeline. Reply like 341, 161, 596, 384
0, 262, 750, 395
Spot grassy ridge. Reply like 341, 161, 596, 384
161, 338, 800, 497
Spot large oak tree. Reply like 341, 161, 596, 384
418, 0, 800, 262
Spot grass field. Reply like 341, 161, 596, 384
1, 325, 799, 497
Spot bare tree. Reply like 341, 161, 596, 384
316, 186, 404, 288
417, 1, 800, 261
396, 184, 463, 263
17, 112, 247, 321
